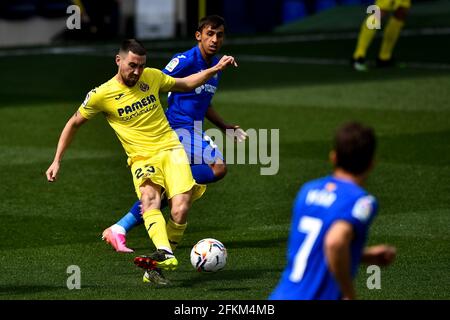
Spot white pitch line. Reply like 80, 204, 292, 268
1, 26, 450, 56
237, 54, 450, 70
1, 27, 450, 70
237, 54, 347, 66
1, 47, 449, 70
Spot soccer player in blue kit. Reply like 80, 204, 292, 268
270, 122, 396, 300
102, 15, 247, 255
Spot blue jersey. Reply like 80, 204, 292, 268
162, 46, 223, 165
163, 45, 221, 132
270, 176, 378, 300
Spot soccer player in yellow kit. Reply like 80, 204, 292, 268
46, 39, 237, 284
352, 0, 411, 71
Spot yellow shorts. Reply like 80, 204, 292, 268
130, 148, 206, 201
375, 0, 411, 11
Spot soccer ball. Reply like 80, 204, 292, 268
190, 238, 227, 272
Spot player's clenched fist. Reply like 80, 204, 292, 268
46, 161, 60, 182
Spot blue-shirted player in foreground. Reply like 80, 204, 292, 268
102, 16, 247, 257
270, 122, 396, 300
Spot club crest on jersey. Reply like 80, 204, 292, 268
325, 182, 337, 192
139, 82, 149, 92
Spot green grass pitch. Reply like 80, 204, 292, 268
0, 4, 449, 300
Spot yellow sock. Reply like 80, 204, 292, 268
379, 16, 404, 61
353, 15, 378, 59
142, 209, 172, 253
166, 218, 187, 252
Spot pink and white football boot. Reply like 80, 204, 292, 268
102, 226, 134, 253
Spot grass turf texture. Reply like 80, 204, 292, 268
0, 6, 449, 300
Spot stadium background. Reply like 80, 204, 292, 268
0, 0, 449, 300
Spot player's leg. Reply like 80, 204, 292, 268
378, 2, 410, 65
352, 0, 389, 70
209, 158, 227, 180
130, 157, 179, 273
116, 201, 143, 231
134, 179, 179, 271
190, 163, 216, 183
140, 181, 169, 251
190, 161, 227, 183
166, 190, 192, 251
164, 148, 206, 252
140, 190, 194, 286
102, 200, 142, 252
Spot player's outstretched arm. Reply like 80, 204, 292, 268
171, 55, 237, 92
206, 106, 248, 142
46, 111, 88, 182
324, 220, 356, 300
361, 244, 396, 266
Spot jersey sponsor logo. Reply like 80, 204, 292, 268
139, 82, 149, 92
115, 93, 125, 100
305, 189, 337, 208
194, 83, 217, 95
165, 58, 179, 72
117, 94, 157, 117
352, 195, 375, 223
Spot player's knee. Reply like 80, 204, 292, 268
211, 162, 227, 180
393, 7, 409, 21
171, 201, 190, 224
140, 188, 161, 211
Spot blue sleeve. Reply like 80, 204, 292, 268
339, 195, 378, 240
162, 54, 192, 77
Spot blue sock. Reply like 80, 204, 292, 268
116, 200, 144, 233
191, 164, 217, 184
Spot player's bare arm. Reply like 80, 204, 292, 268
361, 244, 396, 266
46, 111, 88, 182
206, 106, 248, 142
206, 105, 234, 131
324, 220, 356, 300
171, 55, 237, 92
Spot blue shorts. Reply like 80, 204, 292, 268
178, 131, 224, 165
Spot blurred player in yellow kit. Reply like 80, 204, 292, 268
46, 39, 237, 285
352, 0, 411, 71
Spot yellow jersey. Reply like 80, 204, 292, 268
78, 68, 182, 160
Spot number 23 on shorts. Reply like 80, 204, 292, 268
134, 165, 155, 179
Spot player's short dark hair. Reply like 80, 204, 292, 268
197, 15, 226, 32
119, 39, 147, 56
333, 121, 376, 175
